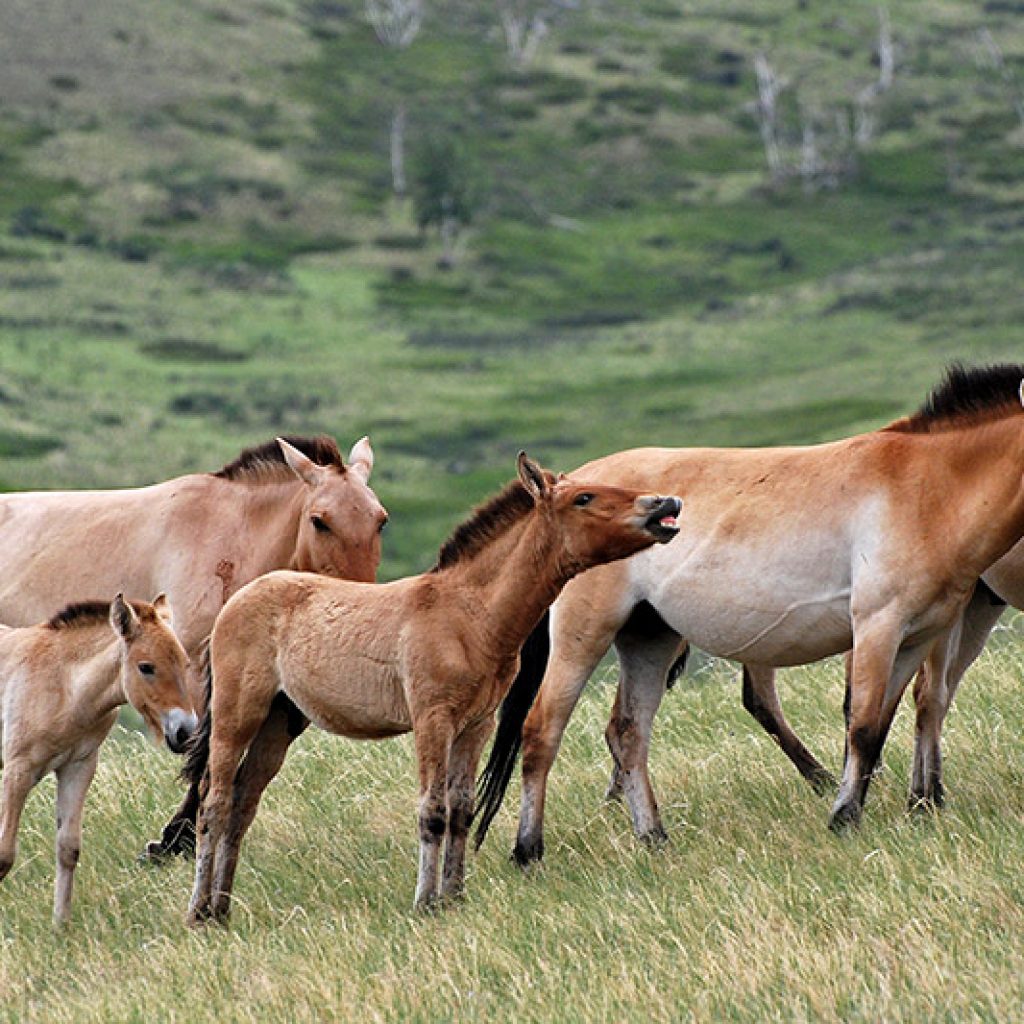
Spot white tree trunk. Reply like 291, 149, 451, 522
754, 53, 783, 183
877, 6, 894, 91
390, 102, 407, 196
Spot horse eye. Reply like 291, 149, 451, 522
573, 493, 594, 507
378, 517, 389, 533
311, 514, 330, 534
138, 662, 156, 678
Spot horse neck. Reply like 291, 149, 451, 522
54, 628, 127, 721
443, 512, 568, 656
227, 477, 307, 573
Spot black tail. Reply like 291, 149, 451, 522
180, 641, 213, 788
473, 611, 551, 850
666, 644, 689, 690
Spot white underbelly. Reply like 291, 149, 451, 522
634, 533, 854, 666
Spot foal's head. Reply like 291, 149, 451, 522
110, 594, 196, 753
279, 436, 388, 583
517, 453, 682, 572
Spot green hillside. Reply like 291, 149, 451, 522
1, 0, 1022, 575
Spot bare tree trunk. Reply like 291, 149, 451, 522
754, 53, 783, 184
498, 1, 549, 70
800, 107, 820, 194
854, 83, 876, 146
877, 6, 894, 91
439, 194, 457, 269
390, 102, 407, 196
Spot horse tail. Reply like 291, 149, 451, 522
473, 610, 551, 850
180, 640, 213, 788
666, 643, 689, 690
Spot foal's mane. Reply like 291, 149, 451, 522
212, 435, 345, 483
886, 363, 1024, 434
46, 600, 156, 631
433, 476, 552, 571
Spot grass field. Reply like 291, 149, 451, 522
4, 637, 1024, 1021
3, 0, 1024, 1019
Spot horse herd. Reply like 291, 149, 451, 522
1, 361, 1023, 926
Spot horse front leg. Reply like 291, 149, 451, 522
911, 584, 1004, 810
412, 712, 456, 910
53, 750, 99, 926
830, 620, 927, 831
210, 696, 308, 919
742, 664, 835, 793
441, 716, 494, 901
0, 760, 37, 883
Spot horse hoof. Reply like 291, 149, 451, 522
638, 826, 668, 849
512, 838, 543, 868
828, 803, 861, 833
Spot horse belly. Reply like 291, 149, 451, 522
286, 666, 412, 740
638, 535, 853, 666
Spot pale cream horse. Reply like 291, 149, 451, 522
185, 454, 681, 922
0, 434, 387, 858
472, 364, 1024, 862
0, 596, 193, 924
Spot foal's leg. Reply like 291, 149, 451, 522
604, 623, 686, 846
516, 604, 624, 866
412, 710, 457, 910
911, 586, 1005, 809
210, 696, 309, 919
441, 716, 494, 901
0, 760, 37, 882
188, 693, 272, 926
742, 664, 835, 793
53, 750, 99, 926
830, 623, 928, 831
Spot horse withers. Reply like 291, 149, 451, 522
185, 454, 681, 924
0, 595, 195, 925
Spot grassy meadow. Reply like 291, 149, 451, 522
2, 0, 1024, 1019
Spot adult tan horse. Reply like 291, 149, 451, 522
0, 434, 387, 858
0, 595, 193, 924
472, 364, 1024, 864
185, 454, 681, 923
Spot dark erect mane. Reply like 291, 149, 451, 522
46, 600, 156, 631
213, 435, 345, 482
433, 478, 546, 571
887, 363, 1024, 434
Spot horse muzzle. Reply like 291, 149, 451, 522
162, 709, 199, 754
639, 495, 682, 543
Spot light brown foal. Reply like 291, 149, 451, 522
0, 596, 193, 924
186, 454, 681, 923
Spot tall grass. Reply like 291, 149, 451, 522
4, 638, 1024, 1021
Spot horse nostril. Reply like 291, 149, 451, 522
175, 726, 190, 748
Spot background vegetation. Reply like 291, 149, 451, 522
1, 0, 1023, 1019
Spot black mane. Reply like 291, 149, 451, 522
433, 479, 544, 571
45, 600, 156, 630
213, 435, 345, 481
889, 363, 1024, 433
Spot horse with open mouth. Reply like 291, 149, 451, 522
0, 595, 193, 925
185, 453, 680, 924
472, 363, 1024, 863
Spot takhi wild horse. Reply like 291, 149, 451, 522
0, 595, 193, 924
185, 454, 681, 923
0, 434, 387, 858
473, 364, 1024, 862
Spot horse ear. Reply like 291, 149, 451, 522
347, 436, 374, 483
517, 452, 549, 501
151, 593, 174, 627
277, 438, 323, 487
110, 593, 140, 642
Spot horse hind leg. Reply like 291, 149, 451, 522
605, 612, 686, 847
742, 665, 835, 794
209, 694, 309, 920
